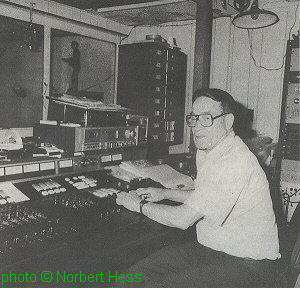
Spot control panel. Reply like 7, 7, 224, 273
278, 39, 300, 221
286, 83, 300, 124
34, 124, 140, 153
0, 169, 161, 266
281, 123, 300, 161
0, 145, 147, 182
280, 159, 300, 221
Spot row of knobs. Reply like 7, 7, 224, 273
0, 205, 45, 223
52, 192, 122, 218
0, 217, 63, 254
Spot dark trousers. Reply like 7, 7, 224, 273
112, 241, 278, 288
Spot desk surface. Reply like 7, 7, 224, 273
0, 215, 194, 288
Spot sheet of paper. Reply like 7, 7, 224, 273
105, 165, 143, 183
119, 161, 194, 190
0, 182, 29, 203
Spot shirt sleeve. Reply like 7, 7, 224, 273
185, 159, 252, 226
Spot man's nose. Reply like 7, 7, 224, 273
192, 125, 203, 134
193, 120, 205, 130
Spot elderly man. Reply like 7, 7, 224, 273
115, 88, 280, 288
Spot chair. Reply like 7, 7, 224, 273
289, 204, 300, 287
274, 202, 300, 288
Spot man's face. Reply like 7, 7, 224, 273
192, 96, 230, 152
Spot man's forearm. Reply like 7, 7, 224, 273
141, 202, 203, 230
142, 202, 179, 228
116, 191, 202, 229
164, 189, 194, 203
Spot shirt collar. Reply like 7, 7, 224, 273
197, 131, 236, 165
207, 131, 235, 158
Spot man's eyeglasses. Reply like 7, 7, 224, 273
186, 113, 230, 127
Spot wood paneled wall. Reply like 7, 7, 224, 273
210, 2, 299, 142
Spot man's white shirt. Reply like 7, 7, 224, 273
185, 132, 280, 260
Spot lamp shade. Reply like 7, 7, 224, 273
232, 8, 279, 29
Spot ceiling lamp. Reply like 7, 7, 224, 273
232, 0, 279, 29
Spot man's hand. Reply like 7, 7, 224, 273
135, 187, 166, 202
116, 191, 142, 213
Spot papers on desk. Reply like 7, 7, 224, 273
118, 161, 194, 190
49, 94, 132, 111
0, 129, 23, 150
105, 165, 142, 183
0, 182, 29, 203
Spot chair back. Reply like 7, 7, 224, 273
290, 203, 300, 273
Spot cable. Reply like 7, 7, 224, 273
157, 21, 195, 28
260, 0, 282, 9
282, 192, 300, 205
80, 73, 115, 91
118, 21, 195, 49
246, 1, 298, 71
233, 0, 251, 12
43, 82, 48, 97
227, 2, 236, 10
227, 3, 238, 12
120, 25, 136, 44
135, 21, 194, 29
261, 0, 299, 41
43, 82, 49, 111
288, 1, 299, 41
247, 30, 286, 71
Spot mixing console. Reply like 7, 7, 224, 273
0, 203, 61, 256
0, 169, 161, 267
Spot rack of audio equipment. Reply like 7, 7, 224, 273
276, 35, 300, 222
117, 42, 187, 159
45, 94, 149, 154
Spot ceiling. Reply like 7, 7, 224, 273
53, 0, 198, 26
96, 1, 197, 26
51, 0, 182, 10
48, 0, 247, 26
0, 0, 197, 43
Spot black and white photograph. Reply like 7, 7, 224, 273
0, 0, 299, 287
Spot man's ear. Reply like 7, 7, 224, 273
225, 113, 234, 130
